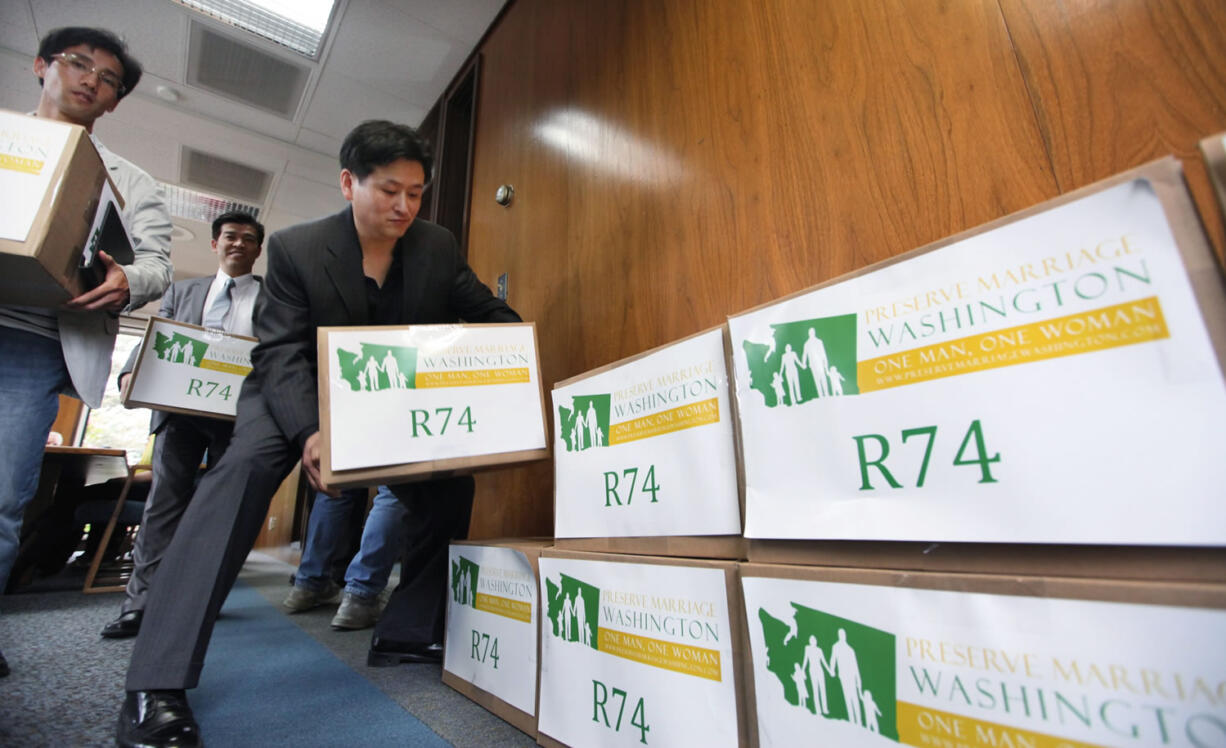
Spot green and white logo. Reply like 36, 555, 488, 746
545, 573, 601, 649
451, 555, 480, 608
557, 394, 612, 452
742, 314, 859, 407
337, 343, 418, 392
759, 603, 897, 739
153, 331, 210, 368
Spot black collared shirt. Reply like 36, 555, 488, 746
365, 248, 405, 324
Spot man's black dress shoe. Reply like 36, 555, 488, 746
0, 646, 9, 677
367, 636, 443, 666
116, 690, 201, 747
101, 610, 143, 639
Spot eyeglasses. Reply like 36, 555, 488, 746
49, 53, 126, 96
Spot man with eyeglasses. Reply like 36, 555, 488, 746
99, 211, 263, 642
0, 27, 172, 677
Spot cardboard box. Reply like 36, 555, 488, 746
0, 109, 130, 307
552, 326, 745, 560
318, 323, 550, 488
442, 538, 551, 737
536, 549, 749, 747
738, 561, 1226, 748
123, 316, 256, 420
726, 157, 1226, 553
1199, 131, 1226, 222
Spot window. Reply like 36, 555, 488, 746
80, 333, 152, 465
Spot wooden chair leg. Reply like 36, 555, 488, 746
82, 474, 134, 594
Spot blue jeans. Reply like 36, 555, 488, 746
0, 328, 70, 593
294, 485, 407, 599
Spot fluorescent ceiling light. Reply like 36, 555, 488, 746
173, 0, 337, 58
159, 181, 262, 225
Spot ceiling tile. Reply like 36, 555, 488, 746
30, 0, 189, 82
269, 173, 346, 222
325, 0, 459, 102
293, 128, 344, 167
0, 1, 38, 56
301, 67, 428, 141
398, 0, 507, 45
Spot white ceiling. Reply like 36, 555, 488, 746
0, 0, 504, 308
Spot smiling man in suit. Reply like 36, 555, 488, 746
100, 211, 263, 640
116, 121, 519, 748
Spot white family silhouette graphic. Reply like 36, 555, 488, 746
456, 565, 477, 607
786, 628, 881, 733
550, 575, 593, 646
357, 349, 410, 391
157, 338, 199, 367
771, 328, 845, 407
567, 399, 605, 452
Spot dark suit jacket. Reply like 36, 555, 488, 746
251, 207, 520, 450
121, 274, 263, 433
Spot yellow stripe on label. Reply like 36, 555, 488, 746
199, 359, 252, 376
858, 296, 1168, 393
416, 368, 530, 388
0, 154, 44, 175
897, 701, 1105, 748
608, 397, 720, 445
597, 627, 721, 681
474, 593, 532, 623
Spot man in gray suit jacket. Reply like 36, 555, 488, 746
0, 27, 171, 678
117, 120, 519, 747
100, 211, 264, 639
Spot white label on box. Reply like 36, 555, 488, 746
538, 557, 739, 747
127, 317, 254, 417
727, 177, 1226, 545
741, 574, 1226, 748
325, 325, 546, 470
444, 545, 539, 716
0, 111, 72, 242
552, 329, 741, 538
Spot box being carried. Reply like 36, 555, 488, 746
552, 326, 744, 559
727, 157, 1226, 550
318, 323, 549, 487
0, 110, 132, 307
537, 549, 749, 747
123, 316, 256, 419
442, 539, 551, 737
739, 562, 1226, 748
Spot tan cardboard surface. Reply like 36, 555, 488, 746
319, 323, 550, 488
554, 534, 746, 560
0, 113, 123, 307
747, 539, 1226, 582
737, 561, 1226, 747
1200, 132, 1226, 225
538, 548, 750, 747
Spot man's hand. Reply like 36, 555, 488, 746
118, 372, 131, 402
302, 431, 339, 497
65, 251, 130, 312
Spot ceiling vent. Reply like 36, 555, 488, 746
160, 182, 262, 225
182, 147, 272, 204
186, 20, 311, 119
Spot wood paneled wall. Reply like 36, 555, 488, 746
462, 0, 1226, 538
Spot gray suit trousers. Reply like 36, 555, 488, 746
125, 386, 297, 691
122, 415, 234, 614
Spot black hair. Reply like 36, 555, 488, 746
211, 211, 265, 246
339, 120, 433, 182
36, 27, 143, 100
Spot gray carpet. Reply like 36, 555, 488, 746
0, 552, 535, 747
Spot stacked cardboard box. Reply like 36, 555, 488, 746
725, 157, 1226, 746
440, 157, 1226, 747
